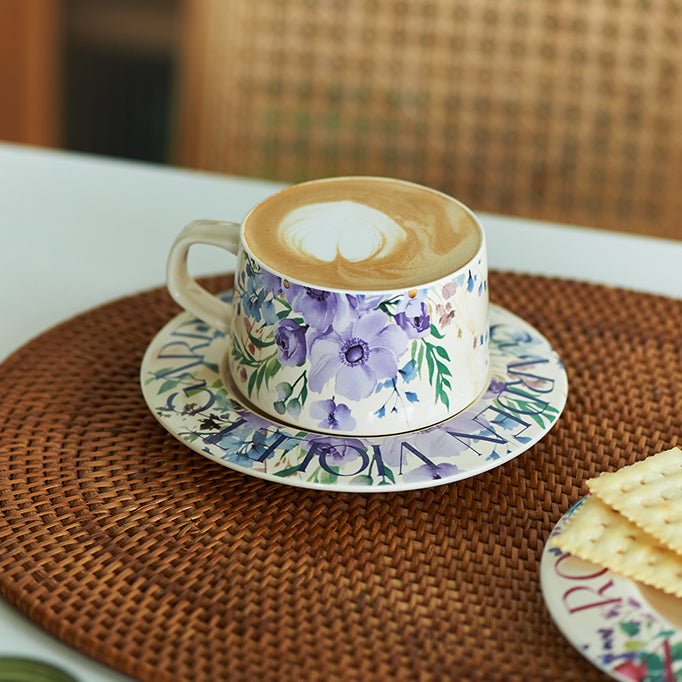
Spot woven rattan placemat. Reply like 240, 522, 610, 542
0, 272, 680, 682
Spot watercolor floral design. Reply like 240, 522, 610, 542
544, 500, 682, 682
141, 299, 567, 490
231, 252, 488, 430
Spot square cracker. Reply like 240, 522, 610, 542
587, 447, 682, 556
552, 494, 682, 598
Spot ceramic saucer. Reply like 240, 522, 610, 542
541, 498, 682, 681
140, 297, 568, 492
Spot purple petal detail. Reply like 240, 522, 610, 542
274, 319, 307, 366
307, 310, 409, 401
335, 362, 377, 401
310, 399, 357, 431
308, 337, 344, 392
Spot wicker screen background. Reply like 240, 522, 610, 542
177, 0, 682, 240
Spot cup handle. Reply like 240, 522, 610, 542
166, 219, 241, 334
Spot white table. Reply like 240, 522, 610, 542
0, 141, 680, 681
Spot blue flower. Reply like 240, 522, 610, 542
274, 319, 307, 366
241, 273, 276, 323
399, 359, 418, 382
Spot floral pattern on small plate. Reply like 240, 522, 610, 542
541, 498, 682, 681
140, 298, 568, 492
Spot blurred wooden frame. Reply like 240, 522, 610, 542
0, 0, 62, 147
175, 0, 682, 240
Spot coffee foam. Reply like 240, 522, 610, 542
244, 177, 481, 290
279, 200, 407, 263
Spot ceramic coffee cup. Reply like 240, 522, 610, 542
166, 177, 489, 436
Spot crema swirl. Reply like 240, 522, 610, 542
243, 177, 481, 290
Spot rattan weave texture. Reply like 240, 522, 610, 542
178, 0, 682, 239
0, 273, 680, 682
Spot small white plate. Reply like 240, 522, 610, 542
140, 299, 568, 492
541, 498, 682, 681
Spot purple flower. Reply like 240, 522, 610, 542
308, 310, 408, 400
310, 398, 357, 431
347, 293, 386, 314
235, 409, 277, 432
262, 270, 283, 297
286, 283, 350, 331
304, 435, 367, 467
395, 300, 430, 339
404, 461, 460, 483
377, 430, 463, 469
484, 376, 506, 398
274, 319, 307, 366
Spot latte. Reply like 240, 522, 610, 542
243, 177, 481, 290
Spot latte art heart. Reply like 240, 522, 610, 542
279, 201, 407, 263
243, 177, 481, 289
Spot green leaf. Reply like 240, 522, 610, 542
274, 465, 303, 478
158, 379, 180, 394
426, 347, 435, 382
436, 360, 452, 376
247, 330, 275, 348
616, 620, 638, 637
247, 369, 258, 397
416, 343, 425, 374
668, 641, 682, 658
230, 337, 251, 364
350, 474, 373, 486
185, 386, 207, 397
434, 345, 450, 360
152, 367, 174, 378
266, 356, 282, 379
527, 412, 549, 428
317, 468, 339, 485
623, 639, 644, 652
254, 363, 268, 392
430, 324, 445, 339
378, 465, 396, 484
287, 398, 301, 418
639, 653, 663, 672
277, 298, 292, 314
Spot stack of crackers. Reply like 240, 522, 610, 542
553, 447, 682, 598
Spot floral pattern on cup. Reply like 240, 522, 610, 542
230, 252, 488, 433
